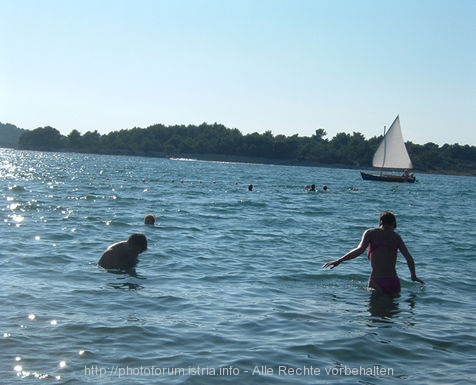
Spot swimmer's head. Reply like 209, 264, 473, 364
144, 213, 156, 225
379, 211, 397, 229
127, 233, 148, 252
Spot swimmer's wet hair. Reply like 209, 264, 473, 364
144, 214, 156, 225
380, 211, 397, 228
127, 233, 148, 252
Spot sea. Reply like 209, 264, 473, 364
1, 148, 475, 384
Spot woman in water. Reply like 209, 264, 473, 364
322, 211, 424, 294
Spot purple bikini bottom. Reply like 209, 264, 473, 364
369, 277, 401, 294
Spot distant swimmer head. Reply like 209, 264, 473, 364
379, 211, 397, 229
128, 233, 148, 252
248, 184, 253, 191
323, 185, 328, 191
144, 213, 156, 225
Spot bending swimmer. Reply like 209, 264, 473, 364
98, 233, 148, 270
322, 211, 424, 294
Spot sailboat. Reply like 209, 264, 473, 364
360, 115, 416, 183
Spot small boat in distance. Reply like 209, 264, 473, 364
360, 115, 416, 183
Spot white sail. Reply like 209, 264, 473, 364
372, 115, 413, 169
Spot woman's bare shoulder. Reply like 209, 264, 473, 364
364, 227, 379, 237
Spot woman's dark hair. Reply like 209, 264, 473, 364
379, 211, 397, 228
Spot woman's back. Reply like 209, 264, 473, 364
367, 228, 400, 277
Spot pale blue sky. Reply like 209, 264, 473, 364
1, 0, 475, 145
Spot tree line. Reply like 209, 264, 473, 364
16, 122, 476, 175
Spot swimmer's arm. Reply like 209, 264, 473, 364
323, 230, 370, 269
398, 237, 424, 284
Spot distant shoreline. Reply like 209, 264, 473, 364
3, 122, 476, 176
169, 153, 475, 177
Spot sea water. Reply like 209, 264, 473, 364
1, 148, 475, 384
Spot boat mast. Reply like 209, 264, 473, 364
380, 125, 386, 176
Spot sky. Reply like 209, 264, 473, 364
1, 0, 475, 146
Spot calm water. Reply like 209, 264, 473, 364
1, 148, 475, 384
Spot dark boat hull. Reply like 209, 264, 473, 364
360, 172, 416, 183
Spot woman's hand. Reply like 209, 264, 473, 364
322, 259, 340, 269
412, 275, 425, 284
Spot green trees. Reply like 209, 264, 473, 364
67, 129, 82, 149
18, 126, 66, 150
15, 123, 476, 175
0, 122, 25, 147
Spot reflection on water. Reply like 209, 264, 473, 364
367, 292, 418, 325
367, 292, 401, 321
107, 281, 144, 290
104, 268, 146, 290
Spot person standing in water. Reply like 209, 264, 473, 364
98, 233, 148, 270
322, 211, 424, 294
